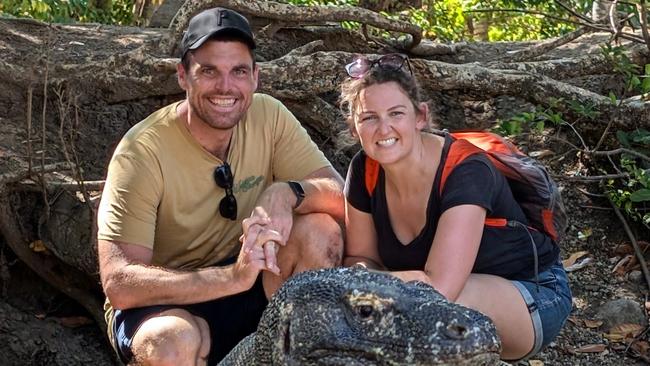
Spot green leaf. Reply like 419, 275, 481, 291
617, 130, 631, 147
608, 91, 618, 104
645, 63, 650, 75
630, 189, 650, 202
642, 77, 650, 93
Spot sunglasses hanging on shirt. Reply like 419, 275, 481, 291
213, 162, 237, 220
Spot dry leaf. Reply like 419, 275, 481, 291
614, 241, 650, 256
603, 333, 627, 342
29, 240, 47, 253
56, 316, 93, 328
614, 243, 634, 255
610, 323, 645, 338
567, 316, 582, 326
528, 360, 544, 366
563, 251, 590, 268
645, 301, 650, 311
630, 340, 650, 354
573, 344, 607, 353
563, 251, 593, 272
612, 255, 634, 276
584, 319, 603, 328
34, 313, 46, 320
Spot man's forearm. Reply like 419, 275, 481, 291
104, 263, 246, 310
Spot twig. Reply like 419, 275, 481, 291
593, 116, 618, 153
0, 162, 74, 187
609, 1, 621, 38
580, 205, 613, 210
637, 1, 650, 53
608, 195, 650, 292
17, 180, 105, 192
501, 27, 591, 62
589, 148, 650, 162
562, 121, 589, 151
467, 8, 583, 27
576, 187, 606, 198
26, 86, 33, 175
40, 60, 50, 219
554, 0, 594, 24
467, 8, 646, 43
555, 173, 630, 181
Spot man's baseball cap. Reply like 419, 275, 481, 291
180, 7, 255, 58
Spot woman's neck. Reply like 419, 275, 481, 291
382, 132, 443, 197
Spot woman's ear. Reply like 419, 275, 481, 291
415, 102, 429, 130
347, 116, 359, 138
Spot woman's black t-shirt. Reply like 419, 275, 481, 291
344, 135, 559, 280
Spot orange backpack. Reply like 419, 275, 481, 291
364, 131, 567, 243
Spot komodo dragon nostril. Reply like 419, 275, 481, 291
444, 323, 469, 340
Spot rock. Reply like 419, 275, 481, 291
595, 299, 646, 332
628, 270, 644, 284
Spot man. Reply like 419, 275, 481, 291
97, 7, 344, 366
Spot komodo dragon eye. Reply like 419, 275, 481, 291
355, 304, 374, 318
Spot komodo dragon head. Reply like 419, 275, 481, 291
219, 267, 502, 366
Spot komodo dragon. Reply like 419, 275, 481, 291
219, 267, 505, 365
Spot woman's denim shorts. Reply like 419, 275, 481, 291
511, 261, 572, 357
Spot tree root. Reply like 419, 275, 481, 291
163, 0, 422, 55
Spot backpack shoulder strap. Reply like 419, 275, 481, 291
364, 155, 380, 196
439, 137, 483, 195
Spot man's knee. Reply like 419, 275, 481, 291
292, 213, 343, 267
131, 309, 209, 366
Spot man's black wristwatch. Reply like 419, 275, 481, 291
287, 180, 305, 209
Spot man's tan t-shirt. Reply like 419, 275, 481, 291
97, 93, 331, 269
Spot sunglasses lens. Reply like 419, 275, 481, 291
219, 194, 237, 220
213, 164, 233, 189
214, 163, 237, 220
378, 54, 405, 71
345, 58, 370, 78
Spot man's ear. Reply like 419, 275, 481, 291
252, 64, 260, 91
177, 63, 188, 91
416, 102, 429, 130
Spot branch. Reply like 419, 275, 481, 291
467, 8, 586, 27
554, 173, 629, 182
589, 148, 650, 162
163, 0, 422, 55
0, 192, 105, 333
468, 8, 646, 43
554, 0, 594, 24
637, 1, 650, 53
608, 195, 650, 292
498, 27, 591, 62
609, 0, 621, 38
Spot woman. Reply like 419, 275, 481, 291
340, 54, 572, 360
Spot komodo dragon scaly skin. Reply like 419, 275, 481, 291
219, 267, 504, 365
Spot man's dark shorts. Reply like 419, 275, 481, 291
111, 258, 268, 365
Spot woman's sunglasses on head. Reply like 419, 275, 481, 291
345, 53, 413, 78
